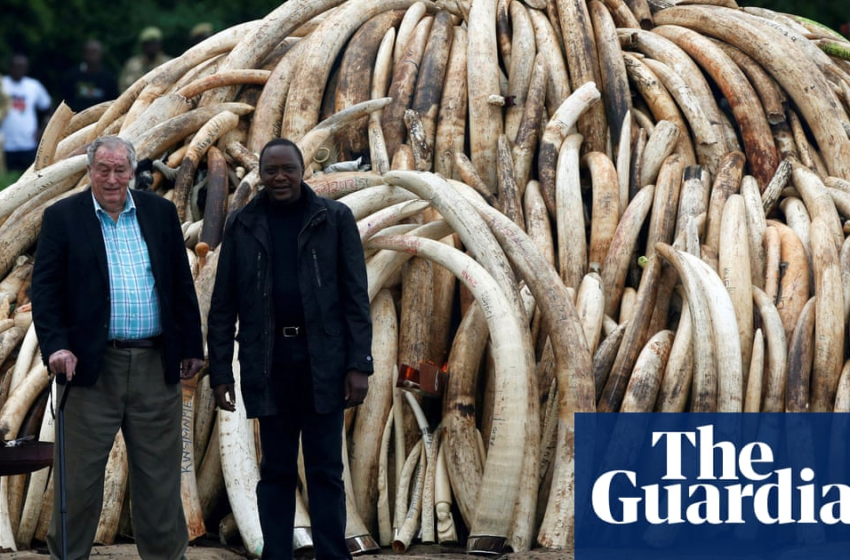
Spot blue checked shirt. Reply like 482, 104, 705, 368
93, 191, 162, 340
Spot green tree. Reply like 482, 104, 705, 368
744, 0, 846, 36
1, 0, 846, 111
0, 0, 286, 100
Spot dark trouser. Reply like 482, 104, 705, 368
257, 335, 349, 560
4, 149, 36, 172
48, 346, 187, 560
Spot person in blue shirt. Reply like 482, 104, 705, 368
31, 135, 204, 560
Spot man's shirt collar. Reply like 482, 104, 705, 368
92, 189, 135, 217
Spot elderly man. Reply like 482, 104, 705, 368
208, 138, 373, 559
31, 135, 204, 560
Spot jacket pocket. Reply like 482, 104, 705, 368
235, 324, 261, 343
237, 338, 265, 388
311, 248, 323, 288
323, 322, 343, 337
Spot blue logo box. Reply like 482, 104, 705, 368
575, 413, 850, 558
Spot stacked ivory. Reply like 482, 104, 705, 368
1, 0, 850, 555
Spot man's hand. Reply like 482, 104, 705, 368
213, 383, 236, 412
345, 370, 369, 408
48, 349, 78, 382
180, 358, 204, 380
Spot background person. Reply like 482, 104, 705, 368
31, 135, 204, 560
207, 138, 373, 559
0, 75, 9, 174
61, 39, 118, 112
118, 26, 172, 92
1, 53, 51, 173
0, 76, 9, 124
188, 22, 214, 48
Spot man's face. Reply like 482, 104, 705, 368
260, 145, 304, 205
83, 41, 102, 68
142, 40, 161, 59
9, 56, 27, 81
89, 146, 133, 215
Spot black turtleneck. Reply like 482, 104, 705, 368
265, 193, 307, 332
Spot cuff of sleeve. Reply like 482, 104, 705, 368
209, 368, 235, 388
349, 355, 374, 375
41, 341, 70, 367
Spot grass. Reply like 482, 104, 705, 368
0, 170, 22, 191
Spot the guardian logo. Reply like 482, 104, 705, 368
575, 413, 850, 558
591, 425, 849, 525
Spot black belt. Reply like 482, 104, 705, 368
278, 326, 303, 338
107, 337, 161, 349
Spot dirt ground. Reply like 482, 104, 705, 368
0, 538, 575, 560
6, 540, 849, 559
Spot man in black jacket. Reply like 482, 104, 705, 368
31, 135, 204, 559
61, 39, 118, 112
208, 138, 373, 559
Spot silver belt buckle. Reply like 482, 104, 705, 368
282, 326, 301, 337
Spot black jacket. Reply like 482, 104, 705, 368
207, 184, 373, 417
31, 188, 204, 385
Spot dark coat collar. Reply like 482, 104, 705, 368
237, 183, 325, 228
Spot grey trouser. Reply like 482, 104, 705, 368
48, 346, 187, 560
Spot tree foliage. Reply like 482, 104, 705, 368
744, 0, 845, 32
0, 0, 846, 111
1, 0, 285, 99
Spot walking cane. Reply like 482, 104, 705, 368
57, 382, 71, 560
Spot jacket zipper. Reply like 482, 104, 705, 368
257, 252, 263, 293
258, 250, 271, 378
301, 206, 326, 289
312, 248, 322, 287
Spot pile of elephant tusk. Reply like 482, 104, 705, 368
1, 0, 850, 555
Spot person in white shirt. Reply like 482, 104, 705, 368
1, 54, 51, 173
0, 74, 9, 174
